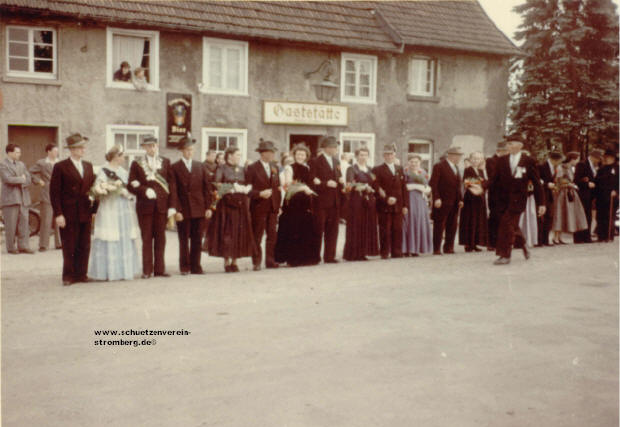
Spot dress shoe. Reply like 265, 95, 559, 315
522, 245, 530, 260
191, 269, 205, 275
465, 247, 473, 253
411, 253, 419, 257
154, 272, 170, 278
7, 250, 19, 254
493, 257, 511, 265
231, 264, 240, 272
473, 246, 482, 252
266, 263, 279, 269
324, 259, 339, 264
224, 265, 232, 273
141, 273, 151, 279
358, 256, 368, 261
253, 265, 262, 271
180, 271, 190, 276
433, 251, 442, 255
19, 248, 35, 254
39, 247, 47, 252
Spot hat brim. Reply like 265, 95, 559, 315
141, 140, 158, 145
65, 141, 87, 149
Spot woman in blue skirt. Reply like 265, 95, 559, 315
402, 154, 433, 256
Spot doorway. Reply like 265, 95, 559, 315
289, 134, 321, 159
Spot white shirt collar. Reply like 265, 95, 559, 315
322, 152, 333, 167
70, 157, 83, 176
182, 157, 192, 171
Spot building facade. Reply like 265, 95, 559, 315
0, 0, 518, 183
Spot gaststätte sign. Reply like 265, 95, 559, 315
263, 101, 348, 126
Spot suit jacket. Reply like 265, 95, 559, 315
171, 160, 212, 219
372, 163, 409, 213
309, 154, 342, 210
49, 158, 96, 223
429, 159, 462, 208
29, 158, 57, 204
594, 163, 619, 206
492, 153, 543, 214
0, 158, 32, 207
574, 160, 596, 207
246, 160, 281, 213
128, 155, 176, 215
485, 155, 502, 209
538, 160, 555, 210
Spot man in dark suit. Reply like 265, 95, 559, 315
594, 149, 619, 242
536, 150, 562, 246
171, 136, 212, 275
49, 133, 97, 285
573, 149, 602, 243
491, 135, 545, 265
201, 149, 218, 251
246, 140, 282, 270
373, 143, 409, 259
128, 135, 177, 279
485, 141, 508, 250
30, 143, 61, 251
429, 146, 464, 255
309, 135, 343, 263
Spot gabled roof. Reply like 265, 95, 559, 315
0, 0, 519, 56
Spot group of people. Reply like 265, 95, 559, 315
113, 61, 149, 91
0, 131, 617, 285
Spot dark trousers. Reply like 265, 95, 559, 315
487, 207, 500, 248
177, 217, 204, 273
496, 210, 525, 258
574, 196, 593, 243
595, 199, 616, 242
432, 204, 459, 253
138, 212, 167, 275
537, 206, 553, 245
315, 206, 339, 262
378, 211, 403, 258
251, 209, 278, 267
59, 220, 91, 281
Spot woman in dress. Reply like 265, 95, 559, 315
88, 144, 141, 281
458, 151, 488, 252
208, 146, 255, 272
552, 151, 588, 243
343, 147, 379, 261
401, 154, 433, 256
518, 150, 538, 247
274, 143, 321, 266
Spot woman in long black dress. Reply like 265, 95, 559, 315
208, 146, 255, 272
459, 151, 488, 252
343, 147, 379, 261
274, 143, 321, 266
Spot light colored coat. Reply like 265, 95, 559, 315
29, 158, 56, 204
0, 158, 32, 207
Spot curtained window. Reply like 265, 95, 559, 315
106, 27, 159, 90
409, 57, 436, 97
202, 38, 248, 95
7, 26, 57, 79
340, 53, 377, 104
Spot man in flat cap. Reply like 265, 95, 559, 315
485, 140, 509, 250
309, 135, 343, 263
50, 133, 97, 285
536, 149, 563, 246
128, 135, 177, 278
170, 136, 212, 275
246, 139, 282, 270
429, 146, 464, 255
491, 134, 544, 265
573, 149, 602, 243
373, 143, 409, 259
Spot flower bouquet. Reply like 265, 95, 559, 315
285, 182, 317, 201
345, 182, 375, 193
464, 177, 483, 196
88, 178, 125, 201
210, 182, 235, 210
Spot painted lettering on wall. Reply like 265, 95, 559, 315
263, 101, 347, 126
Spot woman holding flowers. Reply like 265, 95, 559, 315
88, 144, 141, 280
458, 151, 488, 252
208, 146, 255, 272
274, 143, 321, 266
551, 152, 588, 243
402, 154, 433, 256
343, 147, 379, 261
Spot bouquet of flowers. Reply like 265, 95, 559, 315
464, 177, 484, 196
210, 182, 235, 210
285, 182, 317, 201
407, 170, 429, 185
345, 182, 375, 193
88, 177, 127, 201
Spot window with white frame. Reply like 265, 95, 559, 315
340, 132, 376, 168
201, 128, 247, 163
106, 125, 158, 165
106, 27, 159, 90
202, 38, 248, 95
6, 26, 57, 79
409, 57, 436, 97
408, 139, 433, 172
340, 53, 377, 103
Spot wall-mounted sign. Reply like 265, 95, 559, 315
166, 93, 192, 147
263, 101, 348, 126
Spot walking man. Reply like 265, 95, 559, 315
30, 143, 61, 251
485, 141, 509, 250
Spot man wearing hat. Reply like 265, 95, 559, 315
536, 149, 563, 246
170, 136, 213, 275
429, 146, 464, 255
246, 139, 282, 270
50, 133, 97, 285
573, 149, 602, 243
594, 148, 618, 242
128, 135, 177, 278
485, 141, 509, 250
373, 143, 409, 259
309, 135, 343, 263
491, 134, 544, 265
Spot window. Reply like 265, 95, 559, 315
106, 27, 159, 90
6, 26, 57, 79
408, 139, 433, 172
202, 38, 248, 95
106, 125, 158, 165
339, 132, 376, 167
340, 53, 377, 104
201, 128, 248, 163
409, 57, 436, 97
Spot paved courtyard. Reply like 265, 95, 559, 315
1, 229, 618, 427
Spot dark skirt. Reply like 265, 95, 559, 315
343, 191, 379, 260
458, 192, 488, 248
208, 193, 255, 258
274, 192, 321, 266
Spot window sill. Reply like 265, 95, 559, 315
105, 84, 160, 92
2, 76, 62, 86
340, 98, 377, 105
407, 94, 440, 103
198, 87, 249, 97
